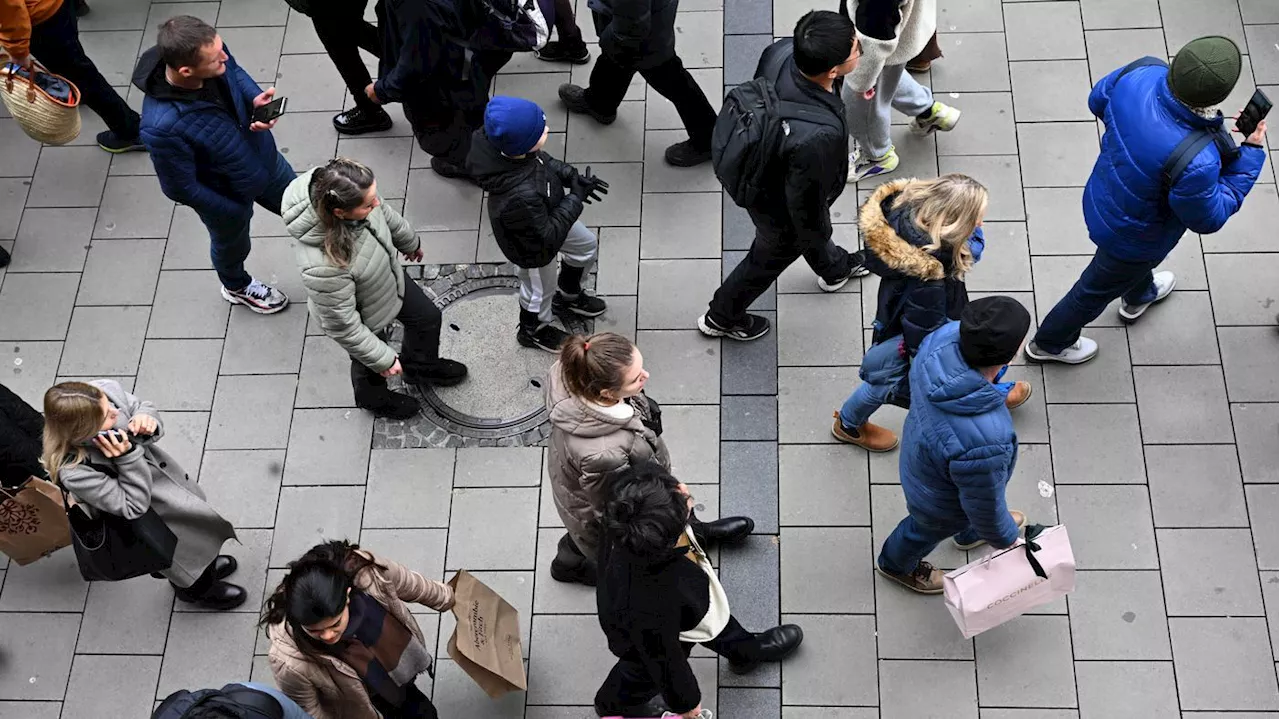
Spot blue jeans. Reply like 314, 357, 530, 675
1033, 247, 1161, 354
235, 683, 316, 719
877, 513, 971, 575
199, 155, 297, 291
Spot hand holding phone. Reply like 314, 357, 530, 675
1234, 88, 1271, 144
252, 95, 287, 125
92, 429, 134, 458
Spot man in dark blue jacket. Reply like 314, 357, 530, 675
878, 297, 1030, 594
1026, 36, 1267, 365
134, 15, 295, 314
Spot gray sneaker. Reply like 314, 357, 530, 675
1119, 270, 1176, 322
221, 278, 289, 314
1024, 337, 1099, 364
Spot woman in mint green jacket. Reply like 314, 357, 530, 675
283, 157, 467, 419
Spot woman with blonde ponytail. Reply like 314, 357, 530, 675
43, 380, 243, 609
283, 157, 467, 419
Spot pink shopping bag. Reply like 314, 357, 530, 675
943, 524, 1076, 639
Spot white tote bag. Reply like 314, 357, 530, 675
943, 524, 1076, 639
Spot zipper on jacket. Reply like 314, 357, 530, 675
538, 156, 550, 197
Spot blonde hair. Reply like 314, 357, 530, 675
891, 173, 988, 278
41, 382, 106, 484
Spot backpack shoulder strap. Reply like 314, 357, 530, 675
1117, 56, 1168, 80
774, 99, 843, 132
1162, 130, 1218, 191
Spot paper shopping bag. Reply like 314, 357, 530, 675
943, 524, 1076, 639
446, 570, 528, 698
0, 478, 72, 565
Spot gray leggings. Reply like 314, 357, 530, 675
842, 63, 935, 160
517, 220, 598, 324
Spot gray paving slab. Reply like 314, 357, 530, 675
0, 272, 80, 341
1076, 660, 1180, 719
1218, 326, 1279, 402
270, 485, 365, 566
135, 338, 223, 412
781, 527, 874, 613
1147, 445, 1249, 527
636, 330, 721, 404
976, 615, 1078, 709
1158, 528, 1266, 616
445, 487, 539, 570
932, 33, 1012, 92
663, 404, 721, 482
1066, 570, 1172, 660
1047, 404, 1146, 484
207, 374, 298, 450
1245, 484, 1279, 570
199, 449, 285, 528
721, 441, 779, 533
60, 305, 151, 376
882, 659, 978, 719
1133, 365, 1235, 444
1055, 485, 1159, 569
0, 613, 80, 699
1169, 617, 1276, 710
1233, 402, 1280, 483
8, 207, 97, 272
780, 614, 878, 706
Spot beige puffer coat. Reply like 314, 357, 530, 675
545, 361, 671, 557
283, 168, 422, 374
265, 550, 453, 719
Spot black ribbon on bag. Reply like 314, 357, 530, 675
1022, 524, 1048, 579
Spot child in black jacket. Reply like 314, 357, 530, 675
468, 96, 609, 351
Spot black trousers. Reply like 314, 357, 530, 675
29, 0, 139, 138
595, 616, 756, 710
551, 0, 583, 44
310, 0, 382, 111
350, 271, 443, 396
584, 52, 716, 149
708, 210, 852, 325
369, 682, 437, 719
401, 51, 507, 166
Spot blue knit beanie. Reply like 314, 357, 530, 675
485, 96, 547, 156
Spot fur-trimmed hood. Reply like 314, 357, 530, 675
860, 180, 970, 281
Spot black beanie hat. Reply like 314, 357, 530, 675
959, 296, 1032, 368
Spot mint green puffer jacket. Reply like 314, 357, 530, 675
283, 168, 421, 373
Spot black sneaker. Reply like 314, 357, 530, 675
664, 139, 712, 167
97, 130, 144, 154
553, 292, 607, 318
333, 106, 393, 135
535, 40, 591, 65
405, 358, 468, 387
558, 83, 617, 125
697, 312, 770, 341
430, 155, 472, 182
817, 254, 870, 292
518, 323, 571, 353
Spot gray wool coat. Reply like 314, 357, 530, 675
57, 380, 235, 588
545, 361, 671, 557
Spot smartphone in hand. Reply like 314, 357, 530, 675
253, 95, 288, 124
1235, 88, 1272, 137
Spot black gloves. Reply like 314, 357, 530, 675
569, 165, 610, 205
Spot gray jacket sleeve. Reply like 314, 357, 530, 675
59, 450, 154, 520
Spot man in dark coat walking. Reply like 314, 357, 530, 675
284, 0, 393, 135
556, 0, 718, 167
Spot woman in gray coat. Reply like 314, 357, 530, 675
545, 332, 754, 586
284, 157, 467, 420
41, 380, 244, 610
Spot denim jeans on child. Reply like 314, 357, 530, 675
839, 336, 909, 428
1033, 246, 1161, 354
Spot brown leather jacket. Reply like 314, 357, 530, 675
0, 0, 63, 59
265, 550, 454, 719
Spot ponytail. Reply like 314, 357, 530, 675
558, 332, 635, 403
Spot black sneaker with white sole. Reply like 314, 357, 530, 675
97, 130, 145, 153
518, 323, 572, 353
552, 292, 607, 317
535, 40, 591, 64
697, 312, 770, 341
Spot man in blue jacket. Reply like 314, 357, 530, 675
133, 15, 295, 314
1026, 36, 1267, 364
878, 296, 1030, 594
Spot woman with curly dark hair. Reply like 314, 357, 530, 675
260, 540, 454, 719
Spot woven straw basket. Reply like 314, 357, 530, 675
0, 57, 81, 146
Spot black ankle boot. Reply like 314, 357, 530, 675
690, 514, 754, 547
175, 580, 248, 611
729, 624, 804, 675
354, 385, 420, 420
550, 533, 597, 586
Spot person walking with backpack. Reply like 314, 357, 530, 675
1025, 36, 1267, 365
283, 0, 393, 135
0, 0, 145, 152
41, 381, 244, 610
546, 332, 754, 586
698, 10, 867, 341
831, 174, 1032, 453
556, 0, 719, 167
843, 0, 961, 182
133, 15, 295, 314
284, 158, 469, 419
262, 540, 454, 719
154, 683, 315, 719
468, 96, 609, 352
878, 297, 1031, 594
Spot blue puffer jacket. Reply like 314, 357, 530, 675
1082, 59, 1266, 262
899, 321, 1020, 548
132, 45, 288, 222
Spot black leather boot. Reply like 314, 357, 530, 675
690, 513, 754, 547
728, 624, 804, 675
354, 384, 420, 420
549, 533, 597, 586
175, 580, 248, 611
212, 554, 238, 580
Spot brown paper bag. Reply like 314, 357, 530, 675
446, 570, 528, 698
0, 477, 71, 565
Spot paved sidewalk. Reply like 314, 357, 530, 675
0, 0, 1276, 717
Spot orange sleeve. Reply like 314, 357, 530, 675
0, 0, 35, 60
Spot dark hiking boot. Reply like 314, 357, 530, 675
404, 359, 468, 387
536, 40, 591, 64
550, 534, 597, 586
430, 155, 471, 180
728, 624, 804, 674
175, 581, 248, 611
558, 83, 617, 125
553, 291, 608, 317
355, 386, 420, 420
333, 106, 393, 135
664, 139, 713, 167
697, 312, 770, 341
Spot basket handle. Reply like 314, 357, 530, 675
1, 54, 74, 105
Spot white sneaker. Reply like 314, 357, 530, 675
1118, 271, 1176, 322
848, 147, 900, 183
221, 278, 289, 314
1024, 337, 1099, 364
909, 101, 962, 136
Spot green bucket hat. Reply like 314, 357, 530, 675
1169, 36, 1243, 108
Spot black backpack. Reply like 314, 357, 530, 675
152, 685, 285, 719
1115, 56, 1240, 194
461, 0, 552, 53
712, 73, 842, 209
